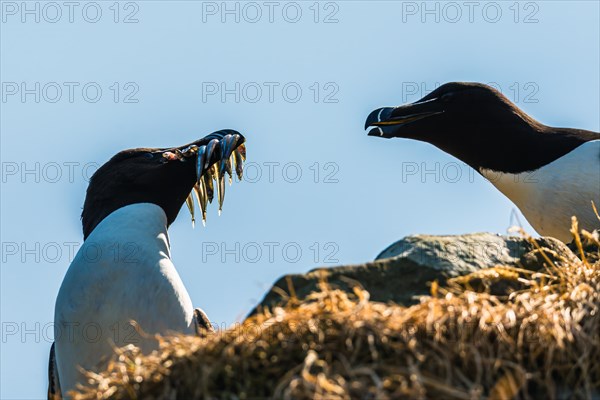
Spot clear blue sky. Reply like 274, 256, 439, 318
1, 1, 598, 398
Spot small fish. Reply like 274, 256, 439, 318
185, 134, 246, 227
212, 162, 221, 181
174, 149, 188, 162
227, 155, 234, 185
204, 139, 220, 170
215, 164, 225, 216
219, 140, 228, 178
185, 192, 195, 228
224, 157, 233, 184
236, 142, 246, 161
196, 145, 207, 184
202, 172, 214, 203
219, 134, 237, 175
181, 144, 198, 157
193, 182, 208, 226
234, 148, 244, 180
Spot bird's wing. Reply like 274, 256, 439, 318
193, 308, 215, 337
47, 342, 62, 400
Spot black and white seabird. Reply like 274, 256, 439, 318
365, 82, 599, 242
49, 130, 247, 398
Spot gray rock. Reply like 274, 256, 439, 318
248, 233, 578, 317
375, 233, 528, 274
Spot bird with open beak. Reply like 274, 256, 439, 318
365, 82, 599, 242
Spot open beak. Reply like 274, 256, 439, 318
171, 130, 247, 227
364, 98, 444, 138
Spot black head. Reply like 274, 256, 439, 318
365, 82, 598, 172
81, 130, 245, 239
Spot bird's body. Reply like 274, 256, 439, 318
365, 82, 599, 241
54, 203, 195, 393
480, 140, 599, 242
50, 131, 246, 398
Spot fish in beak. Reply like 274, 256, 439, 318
177, 131, 247, 226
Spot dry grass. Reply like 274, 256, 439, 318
74, 223, 600, 400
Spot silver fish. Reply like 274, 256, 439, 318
233, 148, 244, 180
224, 157, 233, 183
236, 142, 246, 161
185, 192, 195, 228
202, 172, 214, 203
205, 139, 220, 170
227, 155, 234, 185
196, 145, 207, 184
171, 149, 186, 162
215, 164, 225, 215
181, 144, 198, 157
193, 182, 208, 226
219, 134, 237, 175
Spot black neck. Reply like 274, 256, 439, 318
433, 125, 598, 174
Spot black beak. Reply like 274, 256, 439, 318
365, 107, 395, 138
365, 99, 444, 138
364, 107, 394, 130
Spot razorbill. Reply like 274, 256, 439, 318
49, 130, 247, 398
365, 82, 599, 242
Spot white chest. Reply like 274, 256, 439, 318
54, 203, 194, 394
480, 140, 600, 242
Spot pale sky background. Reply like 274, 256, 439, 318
1, 1, 599, 398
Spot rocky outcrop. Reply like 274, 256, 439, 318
249, 233, 577, 316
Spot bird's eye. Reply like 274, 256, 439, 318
441, 93, 454, 102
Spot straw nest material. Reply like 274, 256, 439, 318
73, 222, 600, 399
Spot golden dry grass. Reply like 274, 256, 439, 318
73, 223, 600, 400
